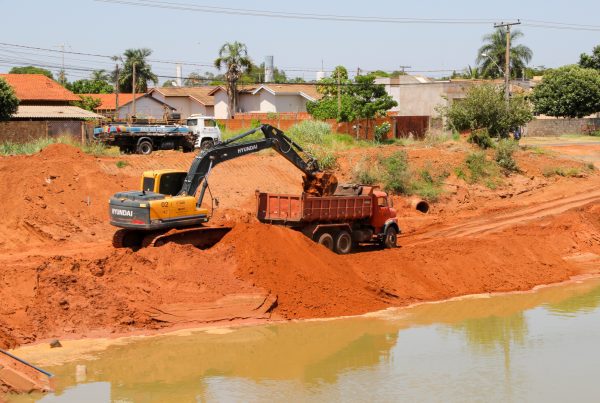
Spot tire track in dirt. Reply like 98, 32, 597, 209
404, 188, 600, 245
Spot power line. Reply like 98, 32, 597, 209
93, 0, 600, 31
94, 0, 498, 24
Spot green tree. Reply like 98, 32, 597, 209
476, 29, 533, 79
183, 72, 206, 87
214, 41, 252, 117
117, 48, 158, 93
73, 95, 101, 112
162, 80, 176, 87
531, 65, 600, 118
307, 71, 397, 127
242, 62, 287, 83
0, 77, 19, 120
9, 66, 54, 79
440, 84, 533, 138
579, 45, 600, 70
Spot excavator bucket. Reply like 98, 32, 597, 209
303, 172, 338, 196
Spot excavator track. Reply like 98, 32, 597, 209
114, 226, 232, 249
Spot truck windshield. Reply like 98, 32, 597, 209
205, 119, 216, 127
377, 197, 387, 207
186, 119, 198, 126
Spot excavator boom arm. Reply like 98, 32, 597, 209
179, 125, 333, 201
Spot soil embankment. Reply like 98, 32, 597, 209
1, 143, 599, 350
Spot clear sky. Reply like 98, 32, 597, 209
1, 0, 599, 82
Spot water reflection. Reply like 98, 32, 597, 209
10, 277, 600, 403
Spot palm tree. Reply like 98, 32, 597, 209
91, 69, 110, 82
214, 42, 252, 118
118, 48, 158, 93
476, 29, 533, 79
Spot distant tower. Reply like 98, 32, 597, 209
316, 59, 326, 81
264, 56, 274, 82
176, 64, 182, 87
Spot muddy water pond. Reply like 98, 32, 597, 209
10, 277, 600, 402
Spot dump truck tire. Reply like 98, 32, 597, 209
382, 226, 397, 249
201, 139, 214, 150
316, 232, 334, 251
334, 230, 352, 254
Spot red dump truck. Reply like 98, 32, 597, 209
256, 184, 400, 254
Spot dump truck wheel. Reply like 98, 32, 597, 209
382, 226, 397, 249
316, 232, 334, 251
335, 231, 352, 254
137, 140, 153, 155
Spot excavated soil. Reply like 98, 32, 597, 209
1, 143, 600, 351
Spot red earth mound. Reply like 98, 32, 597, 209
0, 144, 136, 250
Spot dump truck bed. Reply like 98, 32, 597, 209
256, 192, 373, 223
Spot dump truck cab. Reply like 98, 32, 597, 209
370, 190, 398, 234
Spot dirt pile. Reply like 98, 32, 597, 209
0, 144, 135, 249
214, 224, 389, 318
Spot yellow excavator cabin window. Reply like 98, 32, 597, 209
141, 171, 187, 196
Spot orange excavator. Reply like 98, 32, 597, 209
108, 125, 338, 249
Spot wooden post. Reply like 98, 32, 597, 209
81, 121, 85, 145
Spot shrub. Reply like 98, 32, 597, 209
410, 167, 448, 201
315, 149, 338, 170
115, 160, 129, 168
464, 151, 500, 187
467, 128, 494, 149
374, 122, 391, 143
287, 120, 332, 145
495, 139, 519, 172
440, 84, 533, 138
381, 151, 412, 194
352, 156, 380, 184
250, 118, 262, 128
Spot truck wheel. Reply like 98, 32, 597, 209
334, 231, 352, 254
316, 232, 334, 251
382, 226, 397, 249
137, 140, 153, 155
201, 139, 214, 149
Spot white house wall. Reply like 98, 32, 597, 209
117, 97, 172, 119
149, 93, 211, 118
214, 91, 229, 119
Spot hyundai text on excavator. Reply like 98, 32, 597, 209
109, 124, 399, 254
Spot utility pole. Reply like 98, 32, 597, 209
494, 20, 521, 104
112, 56, 120, 121
398, 65, 411, 75
337, 69, 341, 120
56, 43, 70, 85
131, 62, 137, 121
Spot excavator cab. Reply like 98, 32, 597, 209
141, 169, 188, 196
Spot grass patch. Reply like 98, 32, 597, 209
463, 151, 502, 188
543, 166, 582, 177
351, 156, 381, 185
115, 160, 129, 168
467, 128, 494, 149
0, 136, 118, 156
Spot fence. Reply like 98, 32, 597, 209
525, 117, 600, 137
218, 114, 431, 140
0, 121, 96, 144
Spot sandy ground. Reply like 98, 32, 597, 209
0, 140, 599, 355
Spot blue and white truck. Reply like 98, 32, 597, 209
94, 115, 222, 155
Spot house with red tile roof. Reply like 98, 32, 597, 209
208, 84, 322, 119
0, 74, 103, 142
0, 74, 80, 105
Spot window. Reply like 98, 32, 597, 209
186, 119, 198, 126
142, 177, 155, 192
158, 172, 187, 196
205, 119, 217, 127
377, 197, 387, 207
